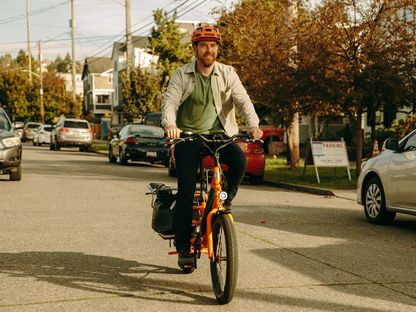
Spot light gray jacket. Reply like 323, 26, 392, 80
161, 60, 259, 136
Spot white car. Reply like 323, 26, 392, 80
23, 122, 42, 141
33, 124, 52, 146
357, 128, 416, 224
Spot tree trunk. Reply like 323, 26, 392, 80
287, 112, 300, 169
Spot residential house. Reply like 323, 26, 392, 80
111, 36, 159, 124
111, 21, 197, 124
82, 57, 113, 118
56, 72, 84, 98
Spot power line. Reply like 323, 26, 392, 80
0, 0, 206, 61
109, 0, 125, 7
0, 1, 69, 26
78, 0, 199, 63
75, 0, 187, 62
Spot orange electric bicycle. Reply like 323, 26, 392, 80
148, 132, 254, 304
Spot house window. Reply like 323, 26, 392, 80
96, 94, 109, 104
108, 76, 112, 83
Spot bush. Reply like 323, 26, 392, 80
390, 113, 416, 139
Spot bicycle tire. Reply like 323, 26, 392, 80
210, 213, 238, 304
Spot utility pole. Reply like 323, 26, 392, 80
38, 41, 45, 124
125, 0, 132, 78
70, 0, 77, 106
25, 0, 32, 84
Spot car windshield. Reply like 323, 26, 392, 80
27, 123, 41, 129
64, 120, 89, 129
129, 126, 164, 138
0, 111, 11, 131
44, 126, 53, 132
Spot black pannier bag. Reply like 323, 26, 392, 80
148, 183, 176, 238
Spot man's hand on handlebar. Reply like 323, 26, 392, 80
165, 125, 182, 139
248, 127, 263, 141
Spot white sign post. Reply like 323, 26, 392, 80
310, 140, 351, 183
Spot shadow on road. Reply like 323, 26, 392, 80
234, 204, 416, 307
0, 251, 404, 311
0, 251, 215, 305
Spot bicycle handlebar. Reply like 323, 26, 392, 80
170, 131, 263, 145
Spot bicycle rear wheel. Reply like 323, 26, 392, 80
210, 213, 238, 304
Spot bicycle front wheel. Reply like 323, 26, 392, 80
210, 213, 238, 304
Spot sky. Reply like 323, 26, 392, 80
0, 0, 235, 61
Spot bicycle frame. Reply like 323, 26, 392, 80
188, 134, 244, 262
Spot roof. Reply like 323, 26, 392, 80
82, 57, 112, 79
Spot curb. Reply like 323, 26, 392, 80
262, 180, 335, 196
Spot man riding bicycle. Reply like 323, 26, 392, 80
161, 24, 263, 267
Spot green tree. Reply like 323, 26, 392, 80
0, 54, 76, 122
57, 52, 72, 73
149, 9, 192, 86
120, 68, 163, 121
121, 9, 192, 119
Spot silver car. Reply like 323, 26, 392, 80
0, 107, 23, 181
50, 118, 93, 152
357, 128, 416, 224
33, 124, 52, 146
23, 122, 42, 141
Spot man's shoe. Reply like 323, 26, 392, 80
178, 251, 194, 267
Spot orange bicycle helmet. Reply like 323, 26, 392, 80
191, 24, 221, 43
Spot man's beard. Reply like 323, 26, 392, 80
198, 52, 216, 67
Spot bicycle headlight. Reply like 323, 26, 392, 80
0, 137, 21, 149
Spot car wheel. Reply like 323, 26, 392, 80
364, 177, 395, 225
79, 146, 86, 152
109, 148, 117, 163
119, 149, 128, 165
10, 164, 22, 181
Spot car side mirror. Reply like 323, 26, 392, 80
383, 138, 398, 151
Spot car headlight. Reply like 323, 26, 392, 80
0, 137, 21, 149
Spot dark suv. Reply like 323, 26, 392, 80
0, 107, 23, 181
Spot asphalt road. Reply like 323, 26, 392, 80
1, 144, 416, 311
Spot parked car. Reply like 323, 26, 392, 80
241, 125, 285, 154
50, 118, 93, 152
0, 107, 23, 181
109, 124, 169, 166
357, 129, 416, 224
22, 121, 42, 142
33, 124, 52, 146
13, 122, 24, 139
107, 124, 124, 144
168, 139, 265, 184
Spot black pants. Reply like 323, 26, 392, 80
174, 140, 247, 251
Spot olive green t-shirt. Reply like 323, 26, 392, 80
176, 71, 224, 134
